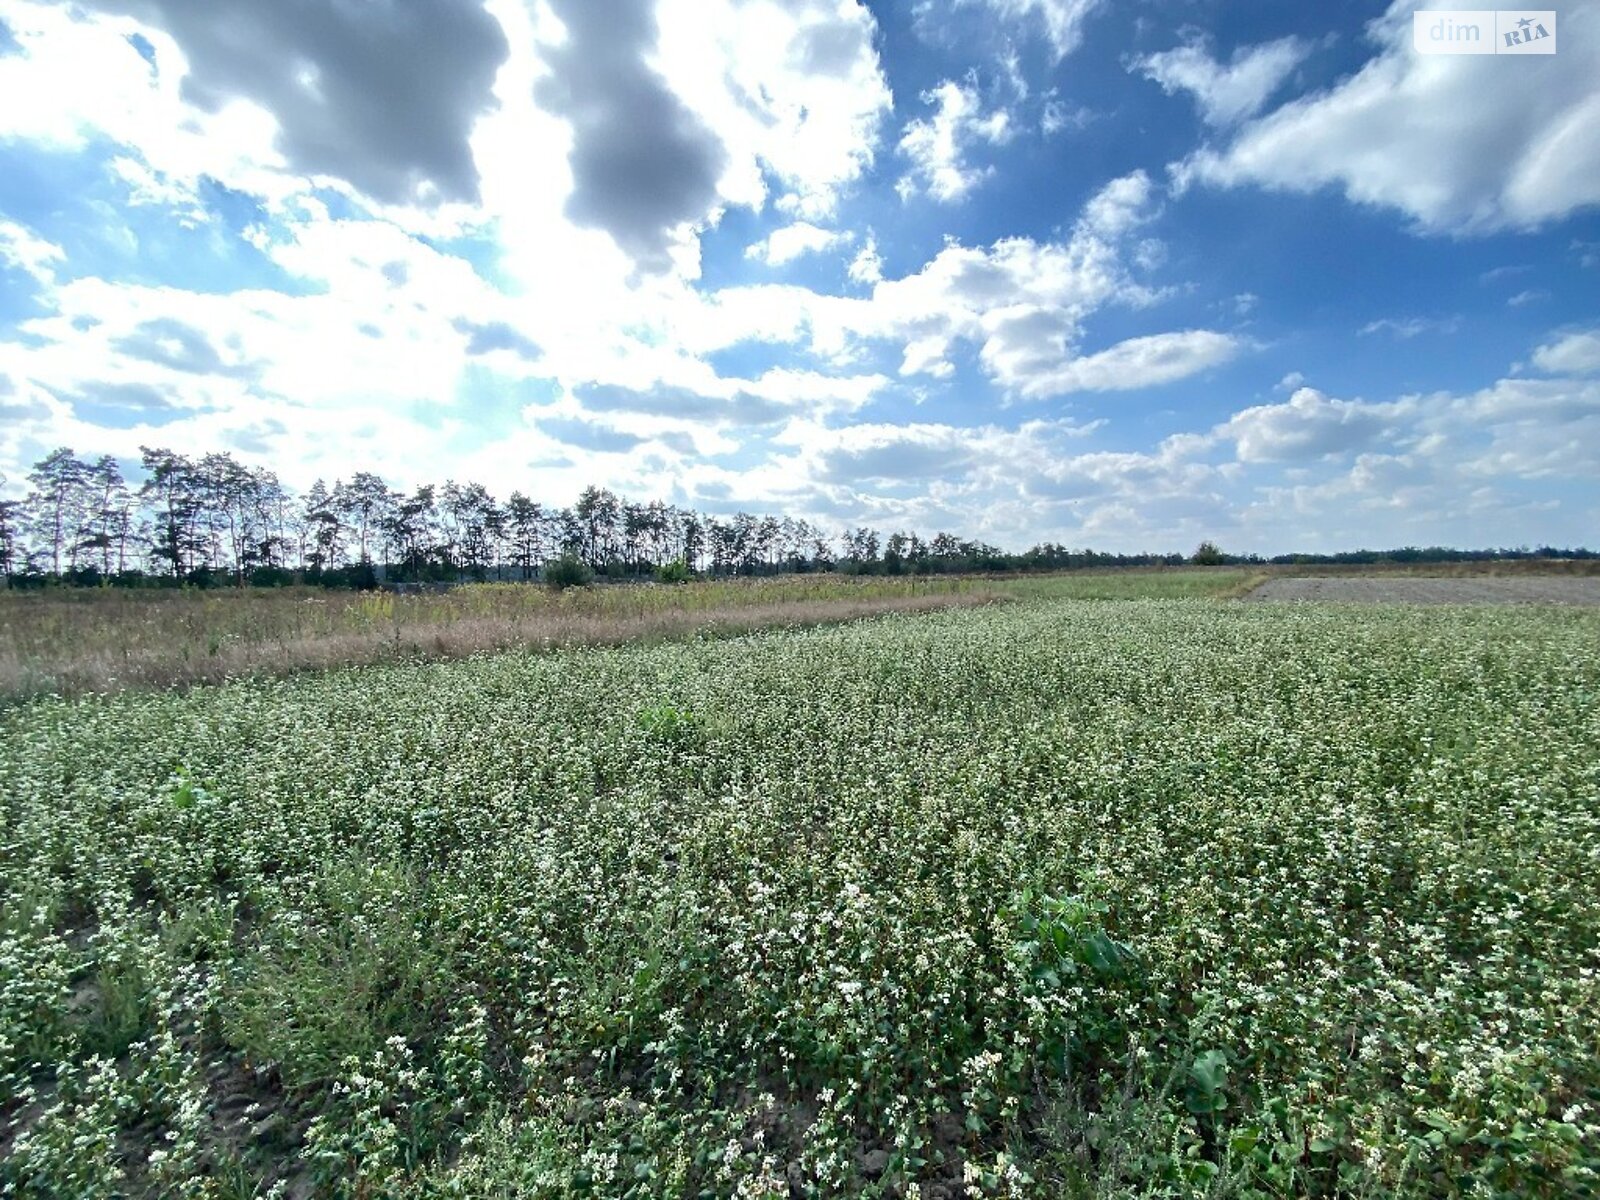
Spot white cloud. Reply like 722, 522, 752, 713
654, 0, 892, 222
894, 335, 950, 379
1012, 329, 1242, 396
0, 1, 303, 210
1358, 315, 1462, 339
1457, 376, 1600, 478
1079, 169, 1157, 239
1179, 1, 1600, 233
1222, 373, 1600, 482
569, 367, 888, 432
1132, 238, 1166, 271
1, 0, 1219, 458
1222, 386, 1393, 462
1480, 264, 1531, 284
897, 78, 1014, 204
1531, 328, 1600, 376
1133, 36, 1310, 127
1208, 369, 1600, 551
961, 0, 1106, 60
847, 236, 883, 284
684, 170, 1233, 398
454, 0, 898, 391
0, 193, 555, 493
748, 413, 1182, 546
0, 219, 65, 285
746, 222, 851, 267
1040, 96, 1097, 135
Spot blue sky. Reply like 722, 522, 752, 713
0, 0, 1596, 555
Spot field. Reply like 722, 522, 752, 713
0, 576, 1010, 703
0, 572, 1267, 704
2, 580, 1598, 1197
1244, 577, 1600, 606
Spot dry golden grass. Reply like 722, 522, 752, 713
0, 576, 1002, 701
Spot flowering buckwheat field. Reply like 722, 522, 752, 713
1, 594, 1597, 1197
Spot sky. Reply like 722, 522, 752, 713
0, 0, 1597, 556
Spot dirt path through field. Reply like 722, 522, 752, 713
1243, 577, 1600, 605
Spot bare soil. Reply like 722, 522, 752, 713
1242, 576, 1600, 606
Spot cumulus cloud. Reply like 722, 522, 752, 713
654, 0, 891, 221
689, 170, 1237, 398
1222, 373, 1600, 483
1013, 330, 1242, 396
862, 223, 1156, 392
847, 236, 883, 284
0, 193, 543, 495
1179, 1, 1600, 233
578, 383, 786, 427
478, 0, 893, 282
1133, 36, 1309, 127
815, 423, 978, 484
574, 367, 883, 428
777, 416, 1113, 499
536, 0, 725, 273
898, 78, 1014, 203
747, 222, 851, 267
1079, 169, 1158, 239
79, 0, 508, 206
1221, 386, 1392, 462
1457, 376, 1600, 477
1531, 328, 1600, 376
764, 415, 1135, 537
111, 317, 253, 377
536, 415, 648, 455
0, 3, 292, 215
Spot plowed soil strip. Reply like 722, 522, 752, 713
1243, 576, 1600, 605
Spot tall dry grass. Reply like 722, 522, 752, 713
0, 576, 1001, 701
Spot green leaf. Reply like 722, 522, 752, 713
1190, 1049, 1229, 1093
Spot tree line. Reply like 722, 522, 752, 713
0, 444, 1171, 587
0, 446, 1591, 589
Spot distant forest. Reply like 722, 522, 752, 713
0, 445, 1593, 589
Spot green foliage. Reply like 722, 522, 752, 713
1185, 1049, 1229, 1118
1191, 539, 1227, 565
541, 553, 594, 591
654, 557, 692, 584
634, 701, 705, 746
221, 861, 452, 1089
1005, 890, 1139, 988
